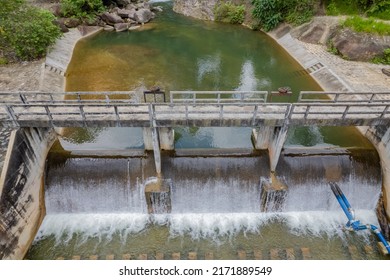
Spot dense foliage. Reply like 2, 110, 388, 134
214, 2, 246, 24
0, 0, 61, 61
60, 0, 105, 19
251, 0, 316, 31
326, 0, 390, 19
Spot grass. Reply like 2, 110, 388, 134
343, 16, 390, 35
326, 0, 363, 16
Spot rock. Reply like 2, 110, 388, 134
134, 8, 154, 24
126, 4, 137, 10
173, 0, 217, 21
290, 17, 339, 45
152, 6, 164, 13
129, 25, 141, 31
331, 28, 390, 61
50, 4, 63, 17
382, 69, 390, 77
101, 12, 124, 25
64, 18, 82, 28
117, 9, 131, 18
104, 25, 115, 32
54, 19, 69, 33
114, 23, 129, 32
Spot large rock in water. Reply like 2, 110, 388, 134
114, 23, 129, 32
134, 8, 154, 24
330, 28, 390, 61
173, 0, 218, 20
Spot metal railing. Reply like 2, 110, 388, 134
170, 91, 268, 104
0, 91, 138, 105
298, 91, 390, 103
1, 102, 390, 128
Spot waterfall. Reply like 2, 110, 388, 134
37, 151, 382, 245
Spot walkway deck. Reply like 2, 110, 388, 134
1, 91, 390, 128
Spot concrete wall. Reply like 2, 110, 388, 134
0, 128, 57, 260
364, 126, 390, 220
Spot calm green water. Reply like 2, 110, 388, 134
67, 3, 320, 93
63, 2, 372, 150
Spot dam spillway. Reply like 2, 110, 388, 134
25, 147, 385, 260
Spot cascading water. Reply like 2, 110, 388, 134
27, 148, 386, 260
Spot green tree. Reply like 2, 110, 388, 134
252, 0, 315, 31
0, 0, 61, 60
61, 0, 104, 19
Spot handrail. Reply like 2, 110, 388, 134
298, 91, 390, 103
1, 102, 390, 128
0, 91, 138, 105
170, 91, 268, 104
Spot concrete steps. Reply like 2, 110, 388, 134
52, 244, 385, 260
55, 247, 314, 260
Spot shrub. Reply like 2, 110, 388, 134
367, 0, 390, 20
252, 0, 316, 31
326, 0, 390, 19
373, 48, 390, 64
0, 1, 62, 60
214, 2, 246, 24
61, 0, 105, 19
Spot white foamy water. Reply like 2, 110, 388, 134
35, 210, 377, 245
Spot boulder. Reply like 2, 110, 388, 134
152, 6, 164, 13
129, 25, 141, 31
54, 19, 69, 33
101, 12, 124, 25
117, 9, 132, 18
104, 25, 115, 32
64, 18, 82, 28
134, 8, 154, 24
330, 28, 390, 61
114, 23, 129, 32
126, 4, 137, 10
50, 4, 63, 17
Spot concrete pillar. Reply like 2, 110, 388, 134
143, 128, 174, 151
268, 125, 289, 172
144, 177, 172, 214
159, 128, 175, 150
151, 127, 161, 174
260, 173, 288, 212
251, 126, 274, 150
143, 128, 154, 151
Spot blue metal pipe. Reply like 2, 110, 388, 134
330, 182, 390, 255
370, 225, 390, 254
330, 183, 355, 221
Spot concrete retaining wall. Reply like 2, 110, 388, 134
365, 126, 390, 220
0, 128, 57, 260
